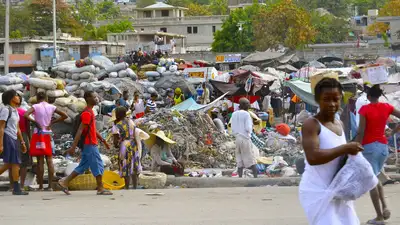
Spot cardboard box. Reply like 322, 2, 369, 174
361, 65, 388, 85
310, 71, 339, 94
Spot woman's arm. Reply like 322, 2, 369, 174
166, 146, 177, 162
355, 115, 366, 143
151, 146, 172, 166
24, 107, 37, 125
50, 108, 67, 126
302, 118, 359, 165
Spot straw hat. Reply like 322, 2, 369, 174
109, 108, 132, 123
144, 130, 176, 149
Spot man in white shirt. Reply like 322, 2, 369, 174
231, 98, 258, 178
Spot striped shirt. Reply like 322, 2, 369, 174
146, 100, 157, 113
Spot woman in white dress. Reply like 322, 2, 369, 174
299, 78, 364, 225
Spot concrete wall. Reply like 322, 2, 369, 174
391, 20, 400, 44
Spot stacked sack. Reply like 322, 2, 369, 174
144, 58, 181, 82
53, 95, 87, 123
28, 71, 68, 104
0, 73, 26, 92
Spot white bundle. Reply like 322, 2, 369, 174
65, 107, 78, 120
157, 67, 166, 74
169, 65, 178, 72
71, 72, 94, 80
0, 76, 24, 85
109, 72, 118, 78
145, 71, 161, 78
65, 85, 79, 93
54, 71, 66, 79
53, 65, 75, 73
118, 70, 128, 78
147, 87, 157, 94
66, 77, 97, 86
126, 68, 136, 77
105, 62, 128, 73
46, 89, 67, 98
31, 71, 49, 78
66, 73, 73, 79
92, 59, 106, 69
68, 98, 86, 113
96, 69, 108, 79
54, 97, 74, 107
0, 84, 24, 92
29, 78, 57, 90
29, 86, 37, 97
70, 73, 81, 81
68, 65, 96, 74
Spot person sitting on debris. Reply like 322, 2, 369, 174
116, 91, 130, 109
164, 89, 175, 108
299, 78, 364, 225
131, 92, 145, 119
112, 106, 149, 189
145, 93, 158, 114
173, 88, 185, 106
150, 131, 184, 176
24, 92, 68, 191
230, 98, 258, 178
0, 90, 29, 195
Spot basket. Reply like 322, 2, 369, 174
139, 172, 167, 189
68, 174, 97, 191
103, 171, 125, 190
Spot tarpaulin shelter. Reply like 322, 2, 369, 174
317, 55, 343, 63
171, 92, 229, 112
243, 51, 284, 64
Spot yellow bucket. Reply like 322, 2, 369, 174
102, 171, 125, 190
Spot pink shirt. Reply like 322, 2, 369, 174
17, 108, 27, 133
32, 102, 56, 133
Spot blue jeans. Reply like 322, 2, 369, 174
74, 145, 104, 177
362, 142, 388, 175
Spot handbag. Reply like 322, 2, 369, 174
30, 131, 52, 156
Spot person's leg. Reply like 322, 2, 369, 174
88, 145, 111, 195
36, 156, 44, 190
0, 164, 11, 175
124, 176, 130, 190
58, 149, 90, 195
45, 156, 55, 191
249, 164, 258, 178
132, 172, 138, 189
11, 164, 28, 195
235, 137, 244, 178
237, 167, 244, 178
369, 186, 384, 222
20, 167, 27, 188
377, 181, 390, 220
8, 168, 12, 191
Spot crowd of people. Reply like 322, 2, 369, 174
117, 49, 170, 68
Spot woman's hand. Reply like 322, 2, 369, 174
344, 142, 364, 155
21, 143, 27, 154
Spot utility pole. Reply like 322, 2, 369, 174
53, 0, 57, 66
4, 0, 10, 74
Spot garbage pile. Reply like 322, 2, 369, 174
137, 109, 236, 168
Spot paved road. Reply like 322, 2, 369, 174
1, 186, 400, 225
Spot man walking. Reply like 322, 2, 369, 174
58, 91, 112, 195
231, 98, 258, 178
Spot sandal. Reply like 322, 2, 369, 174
367, 219, 385, 225
383, 209, 391, 220
57, 180, 70, 195
13, 190, 29, 196
97, 189, 113, 196
383, 180, 395, 186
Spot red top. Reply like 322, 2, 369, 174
81, 108, 98, 145
359, 103, 394, 145
17, 108, 27, 133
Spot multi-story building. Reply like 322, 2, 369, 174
377, 16, 400, 49
99, 2, 227, 51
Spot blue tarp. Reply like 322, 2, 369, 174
171, 98, 206, 111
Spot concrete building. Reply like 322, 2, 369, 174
98, 3, 227, 51
377, 16, 400, 48
65, 41, 126, 60
107, 31, 185, 53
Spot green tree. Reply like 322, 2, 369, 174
210, 0, 228, 15
136, 0, 156, 8
83, 20, 133, 41
186, 3, 212, 16
311, 12, 350, 43
316, 0, 352, 17
10, 30, 23, 39
75, 0, 99, 25
165, 0, 191, 7
352, 0, 387, 16
96, 0, 120, 20
212, 4, 261, 52
367, 0, 400, 36
253, 0, 316, 50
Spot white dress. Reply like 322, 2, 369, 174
299, 121, 360, 225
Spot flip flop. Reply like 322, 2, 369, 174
57, 180, 70, 195
367, 219, 385, 225
383, 209, 391, 220
383, 180, 395, 186
97, 189, 113, 196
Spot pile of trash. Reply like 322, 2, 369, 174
137, 108, 236, 168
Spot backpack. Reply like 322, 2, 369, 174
72, 108, 93, 150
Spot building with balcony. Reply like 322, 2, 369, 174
98, 3, 227, 51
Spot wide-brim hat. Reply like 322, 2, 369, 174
144, 130, 176, 149
109, 108, 132, 123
